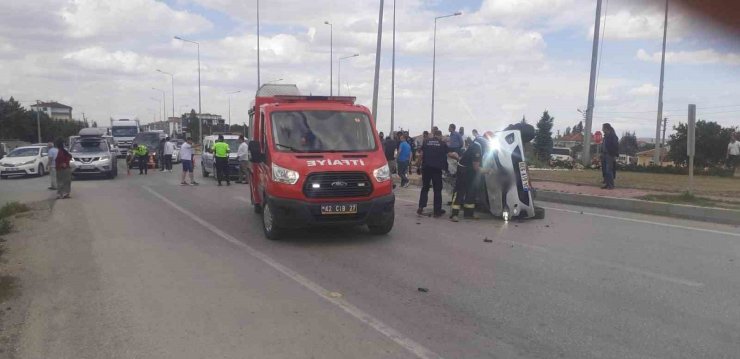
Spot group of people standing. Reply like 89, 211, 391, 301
386, 123, 490, 222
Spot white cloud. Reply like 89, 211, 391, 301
61, 0, 212, 39
636, 48, 740, 65
628, 83, 658, 96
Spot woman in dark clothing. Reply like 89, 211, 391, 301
601, 123, 619, 189
54, 138, 73, 199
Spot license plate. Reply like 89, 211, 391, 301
321, 204, 358, 215
518, 162, 530, 192
80, 164, 94, 170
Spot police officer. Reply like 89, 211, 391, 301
213, 134, 231, 186
417, 130, 448, 217
450, 137, 482, 222
135, 142, 149, 175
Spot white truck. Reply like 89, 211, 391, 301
109, 118, 140, 157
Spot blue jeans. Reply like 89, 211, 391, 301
397, 160, 409, 185
602, 154, 615, 188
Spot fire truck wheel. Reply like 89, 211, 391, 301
368, 214, 394, 235
262, 202, 282, 240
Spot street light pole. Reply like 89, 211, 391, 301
35, 101, 41, 143
227, 90, 241, 128
391, 0, 396, 134
257, 0, 261, 89
152, 88, 166, 128
371, 0, 384, 125
324, 21, 333, 96
156, 69, 175, 135
174, 36, 202, 142
654, 0, 669, 165
338, 54, 359, 96
582, 0, 602, 165
431, 11, 462, 130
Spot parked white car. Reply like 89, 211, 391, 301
0, 145, 49, 179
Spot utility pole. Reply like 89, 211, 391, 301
325, 21, 333, 96
390, 0, 396, 135
371, 0, 384, 125
582, 0, 602, 165
257, 0, 261, 89
35, 101, 41, 143
661, 117, 668, 147
654, 0, 669, 165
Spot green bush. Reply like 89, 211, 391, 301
0, 202, 29, 219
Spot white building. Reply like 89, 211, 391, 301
29, 101, 73, 121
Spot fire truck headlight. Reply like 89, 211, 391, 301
373, 164, 391, 183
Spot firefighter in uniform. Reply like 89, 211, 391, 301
450, 140, 482, 222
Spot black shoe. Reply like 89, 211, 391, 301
416, 208, 424, 216
433, 209, 446, 218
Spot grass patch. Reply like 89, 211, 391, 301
0, 218, 11, 236
0, 202, 29, 219
637, 191, 740, 210
530, 169, 740, 198
0, 275, 18, 303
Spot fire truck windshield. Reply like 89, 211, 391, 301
271, 111, 377, 152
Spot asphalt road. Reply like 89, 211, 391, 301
3, 159, 740, 358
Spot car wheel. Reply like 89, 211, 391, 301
368, 210, 394, 235
262, 201, 282, 240
37, 164, 45, 177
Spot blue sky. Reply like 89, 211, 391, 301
1, 0, 738, 138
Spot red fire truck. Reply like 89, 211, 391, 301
247, 84, 394, 239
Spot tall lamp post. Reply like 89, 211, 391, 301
256, 0, 261, 89
227, 90, 241, 128
338, 54, 359, 96
150, 98, 162, 122
430, 11, 462, 130
324, 21, 333, 96
152, 88, 166, 127
174, 36, 202, 142
391, 0, 397, 135
156, 69, 175, 135
34, 101, 42, 143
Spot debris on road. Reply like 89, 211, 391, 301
417, 287, 429, 293
483, 238, 493, 243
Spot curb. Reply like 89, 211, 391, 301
537, 190, 740, 226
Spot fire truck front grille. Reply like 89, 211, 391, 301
302, 172, 373, 198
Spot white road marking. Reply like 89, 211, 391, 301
143, 186, 443, 359
540, 205, 740, 238
397, 197, 704, 287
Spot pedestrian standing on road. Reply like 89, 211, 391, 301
448, 123, 463, 155
726, 133, 740, 173
397, 132, 411, 188
601, 123, 619, 190
54, 138, 72, 199
135, 143, 149, 175
47, 142, 58, 190
163, 137, 175, 172
213, 134, 231, 186
378, 132, 385, 143
158, 138, 166, 171
450, 139, 482, 222
383, 134, 398, 176
236, 135, 250, 184
417, 130, 448, 217
180, 137, 199, 186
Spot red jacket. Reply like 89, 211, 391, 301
56, 149, 72, 170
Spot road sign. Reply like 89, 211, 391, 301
594, 131, 603, 145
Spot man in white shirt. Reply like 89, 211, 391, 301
47, 142, 58, 190
236, 135, 250, 184
727, 134, 740, 173
163, 137, 176, 172
179, 137, 199, 186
